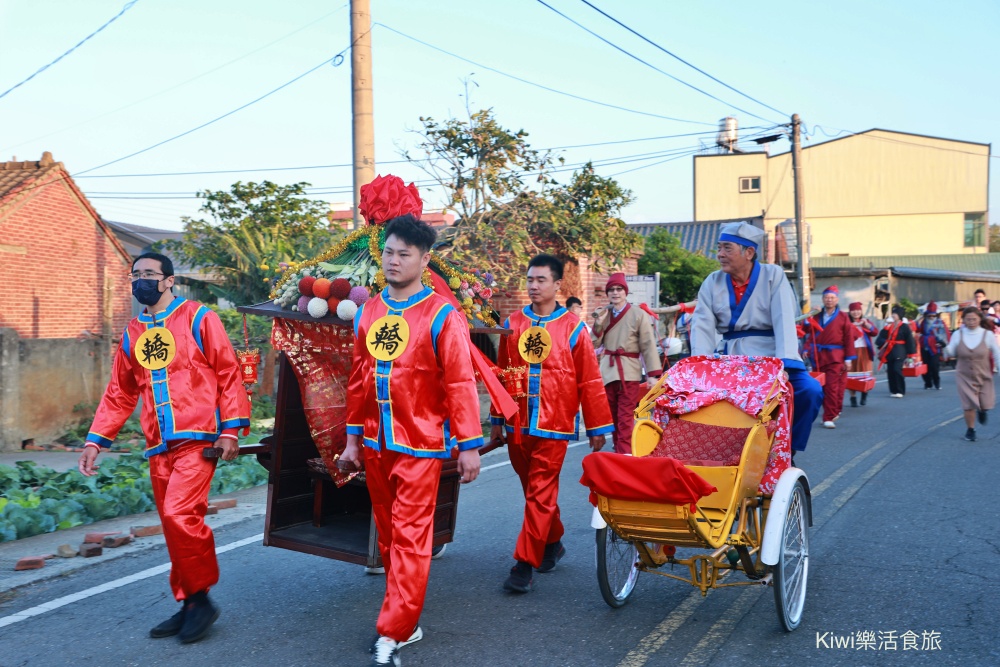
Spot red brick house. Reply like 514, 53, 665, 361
0, 152, 133, 450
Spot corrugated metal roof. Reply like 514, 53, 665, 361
628, 217, 762, 258
888, 267, 1000, 283
811, 254, 1000, 273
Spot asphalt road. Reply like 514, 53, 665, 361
1, 368, 998, 667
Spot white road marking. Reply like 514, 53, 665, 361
616, 410, 961, 667
0, 533, 264, 630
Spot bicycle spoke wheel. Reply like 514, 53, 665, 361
596, 527, 639, 608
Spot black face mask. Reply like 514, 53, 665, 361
131, 278, 163, 306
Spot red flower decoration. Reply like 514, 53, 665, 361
298, 276, 316, 298
330, 278, 352, 300
358, 174, 422, 225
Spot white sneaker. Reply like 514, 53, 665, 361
823, 420, 836, 429
365, 565, 385, 575
891, 393, 904, 398
371, 627, 423, 665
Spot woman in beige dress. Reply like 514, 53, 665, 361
942, 307, 1000, 442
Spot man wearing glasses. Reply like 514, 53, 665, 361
591, 273, 662, 454
78, 252, 250, 644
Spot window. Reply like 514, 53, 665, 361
739, 176, 761, 193
964, 213, 986, 247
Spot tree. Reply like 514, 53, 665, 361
990, 224, 1000, 253
164, 181, 339, 305
403, 108, 641, 284
637, 229, 718, 305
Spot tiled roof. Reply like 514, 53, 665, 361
811, 254, 1000, 273
627, 217, 763, 258
0, 151, 62, 203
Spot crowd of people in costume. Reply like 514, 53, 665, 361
74, 168, 997, 665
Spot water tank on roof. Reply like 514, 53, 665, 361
717, 116, 738, 152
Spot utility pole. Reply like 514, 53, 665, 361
791, 113, 809, 311
351, 0, 374, 229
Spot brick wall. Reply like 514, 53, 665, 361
491, 253, 640, 323
0, 177, 132, 339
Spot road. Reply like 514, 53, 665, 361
1, 369, 998, 666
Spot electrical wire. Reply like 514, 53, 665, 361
534, 0, 781, 125
73, 37, 360, 176
0, 1, 142, 101
0, 4, 349, 153
576, 0, 788, 118
377, 22, 714, 127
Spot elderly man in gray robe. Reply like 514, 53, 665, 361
689, 221, 824, 457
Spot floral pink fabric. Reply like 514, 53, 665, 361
651, 355, 791, 494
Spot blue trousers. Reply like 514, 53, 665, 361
787, 367, 824, 452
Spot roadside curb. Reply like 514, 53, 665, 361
0, 485, 267, 595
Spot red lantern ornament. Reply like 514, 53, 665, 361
238, 314, 262, 436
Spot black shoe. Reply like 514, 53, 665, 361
965, 428, 977, 442
149, 606, 185, 638
177, 591, 219, 644
536, 541, 566, 573
978, 410, 988, 425
850, 396, 858, 408
503, 561, 533, 593
860, 393, 867, 406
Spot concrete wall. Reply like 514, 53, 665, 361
694, 130, 991, 258
0, 328, 112, 451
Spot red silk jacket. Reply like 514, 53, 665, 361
492, 305, 614, 440
87, 297, 251, 458
347, 287, 484, 459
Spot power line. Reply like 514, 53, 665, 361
0, 4, 349, 153
576, 0, 787, 118
608, 148, 701, 177
0, 1, 142, 101
377, 22, 714, 127
74, 38, 359, 176
534, 0, 781, 125
73, 130, 738, 179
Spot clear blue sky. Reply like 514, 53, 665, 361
0, 0, 996, 231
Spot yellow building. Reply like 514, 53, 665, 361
693, 129, 991, 257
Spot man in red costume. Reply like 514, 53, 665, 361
491, 254, 614, 593
341, 215, 483, 667
804, 285, 855, 429
79, 252, 250, 643
591, 273, 663, 454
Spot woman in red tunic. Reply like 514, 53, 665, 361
847, 301, 878, 407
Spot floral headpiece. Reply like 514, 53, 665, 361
358, 174, 422, 225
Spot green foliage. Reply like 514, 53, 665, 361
405, 108, 641, 285
637, 229, 719, 305
0, 447, 268, 543
162, 181, 343, 305
896, 297, 920, 321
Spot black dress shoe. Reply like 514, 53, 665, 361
850, 396, 858, 408
537, 541, 566, 573
177, 591, 219, 644
149, 606, 185, 638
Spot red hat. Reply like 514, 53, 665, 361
926, 302, 938, 313
605, 273, 628, 295
822, 285, 839, 296
849, 301, 862, 310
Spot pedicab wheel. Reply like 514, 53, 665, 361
773, 479, 809, 631
596, 527, 639, 608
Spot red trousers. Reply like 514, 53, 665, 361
605, 380, 643, 454
364, 447, 442, 642
820, 362, 847, 421
149, 441, 219, 602
509, 435, 567, 568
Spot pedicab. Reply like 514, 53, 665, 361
580, 355, 812, 631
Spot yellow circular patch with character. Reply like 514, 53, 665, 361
134, 327, 176, 370
366, 315, 410, 362
518, 326, 552, 364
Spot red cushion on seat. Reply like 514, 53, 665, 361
650, 419, 748, 467
580, 452, 718, 510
